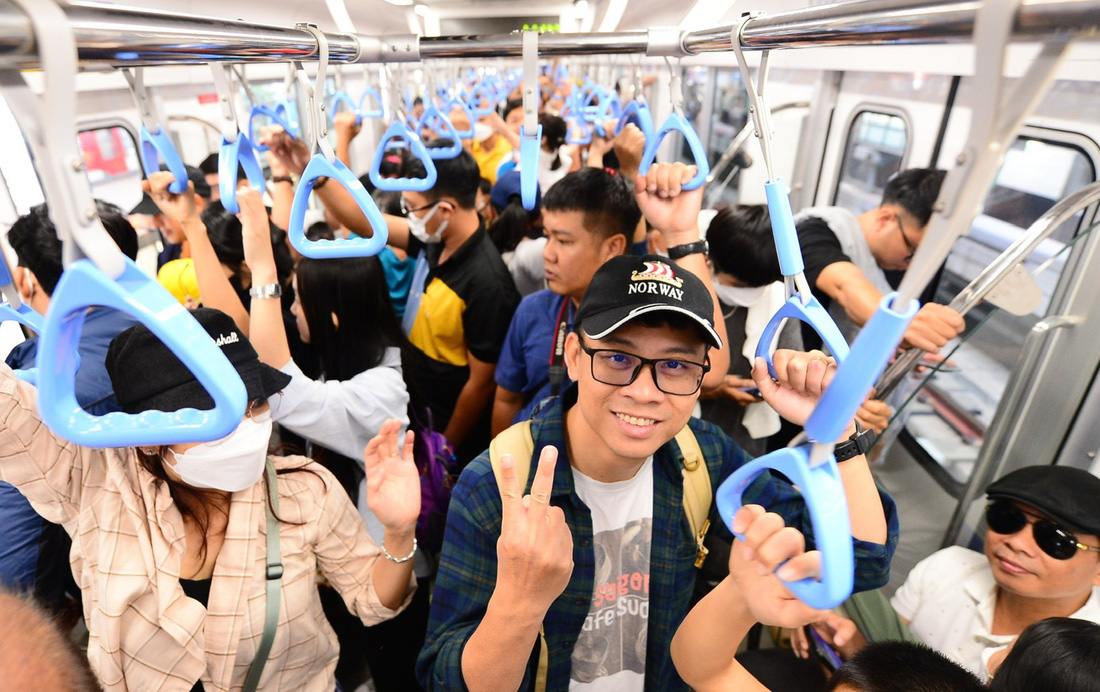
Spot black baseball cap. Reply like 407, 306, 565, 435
986, 465, 1100, 537
575, 254, 722, 349
128, 164, 211, 215
105, 307, 291, 414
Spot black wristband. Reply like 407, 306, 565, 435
271, 175, 293, 184
834, 420, 877, 462
667, 240, 709, 260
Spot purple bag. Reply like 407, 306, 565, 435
410, 409, 457, 556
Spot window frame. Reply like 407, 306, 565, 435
831, 105, 913, 210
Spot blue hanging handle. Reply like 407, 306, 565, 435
288, 154, 389, 258
331, 91, 362, 126
218, 132, 266, 213
369, 119, 437, 192
274, 101, 299, 136
138, 126, 188, 195
443, 96, 475, 139
519, 124, 542, 211
471, 82, 498, 117
638, 112, 710, 190
716, 445, 854, 610
615, 98, 656, 141
566, 118, 592, 145
602, 91, 623, 122
359, 86, 384, 119
248, 105, 297, 152
416, 106, 463, 159
0, 251, 47, 381
36, 257, 248, 447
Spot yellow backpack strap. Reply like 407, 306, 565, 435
674, 425, 712, 569
488, 420, 536, 492
488, 421, 547, 692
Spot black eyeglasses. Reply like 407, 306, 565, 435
896, 213, 918, 262
578, 338, 709, 396
985, 499, 1100, 560
400, 197, 438, 215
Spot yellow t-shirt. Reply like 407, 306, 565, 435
471, 136, 514, 184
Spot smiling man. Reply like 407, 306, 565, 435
417, 239, 899, 690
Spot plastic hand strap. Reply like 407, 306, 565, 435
0, 298, 46, 386
566, 118, 592, 146
471, 82, 497, 117
369, 120, 437, 192
288, 154, 388, 258
519, 124, 542, 211
755, 295, 850, 379
638, 112, 710, 191
274, 100, 299, 136
416, 106, 462, 159
805, 293, 918, 443
248, 105, 297, 153
218, 132, 266, 213
716, 445, 854, 610
615, 98, 655, 140
138, 126, 189, 195
765, 179, 804, 277
36, 256, 247, 447
331, 90, 362, 126
359, 86, 384, 119
443, 96, 475, 139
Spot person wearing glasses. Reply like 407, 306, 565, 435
790, 465, 1100, 682
793, 167, 965, 355
417, 163, 899, 692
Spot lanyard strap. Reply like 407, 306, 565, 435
548, 298, 571, 396
242, 458, 284, 692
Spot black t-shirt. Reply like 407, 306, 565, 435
796, 216, 853, 350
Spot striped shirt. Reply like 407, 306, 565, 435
0, 367, 415, 691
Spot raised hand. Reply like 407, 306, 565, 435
613, 122, 646, 181
236, 187, 275, 279
753, 349, 847, 432
789, 611, 861, 660
633, 161, 703, 242
364, 419, 421, 535
261, 129, 311, 177
494, 445, 574, 617
143, 171, 199, 228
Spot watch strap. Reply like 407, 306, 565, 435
249, 281, 283, 300
667, 240, 709, 260
834, 420, 877, 462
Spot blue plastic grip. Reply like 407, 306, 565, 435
471, 82, 497, 117
138, 126, 188, 195
566, 118, 592, 146
369, 120, 437, 192
331, 91, 362, 126
288, 154, 389, 259
637, 112, 711, 191
0, 302, 44, 334
805, 293, 919, 443
36, 257, 248, 447
416, 106, 463, 159
248, 105, 297, 152
359, 87, 384, 119
716, 445, 855, 610
218, 133, 266, 213
519, 124, 542, 212
615, 99, 655, 140
443, 97, 475, 139
766, 179, 804, 277
755, 294, 851, 379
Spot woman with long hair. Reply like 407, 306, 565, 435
0, 305, 419, 691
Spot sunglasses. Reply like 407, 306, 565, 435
985, 499, 1100, 560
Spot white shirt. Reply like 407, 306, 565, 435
891, 545, 1100, 680
570, 458, 653, 692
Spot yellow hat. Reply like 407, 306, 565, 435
157, 258, 200, 306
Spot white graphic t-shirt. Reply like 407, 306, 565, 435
569, 457, 654, 691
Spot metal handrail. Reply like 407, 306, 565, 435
875, 181, 1100, 399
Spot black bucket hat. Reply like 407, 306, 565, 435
105, 307, 291, 414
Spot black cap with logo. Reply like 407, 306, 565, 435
575, 254, 722, 349
986, 465, 1100, 537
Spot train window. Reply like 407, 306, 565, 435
703, 68, 749, 208
77, 125, 142, 213
834, 110, 909, 214
898, 135, 1097, 486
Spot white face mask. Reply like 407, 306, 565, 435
474, 122, 494, 143
407, 203, 448, 245
168, 410, 272, 492
713, 280, 768, 308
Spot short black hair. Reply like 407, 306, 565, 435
881, 168, 947, 228
404, 141, 480, 209
542, 168, 641, 246
824, 641, 984, 692
990, 617, 1100, 692
502, 98, 524, 121
706, 205, 780, 287
478, 177, 492, 197
8, 200, 139, 296
198, 153, 219, 176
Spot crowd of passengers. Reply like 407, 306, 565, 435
0, 78, 1096, 692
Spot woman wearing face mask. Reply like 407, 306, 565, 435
0, 306, 419, 692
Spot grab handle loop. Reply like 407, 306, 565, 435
369, 119, 437, 192
210, 64, 264, 213
638, 112, 710, 190
471, 81, 498, 117
565, 118, 592, 145
359, 86, 385, 119
415, 105, 463, 159
331, 90, 362, 126
443, 96, 475, 139
518, 30, 541, 211
38, 258, 249, 446
122, 68, 188, 195
615, 98, 655, 141
249, 104, 297, 152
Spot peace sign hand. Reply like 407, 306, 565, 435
493, 446, 574, 617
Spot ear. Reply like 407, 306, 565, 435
601, 232, 628, 260
564, 331, 582, 381
14, 266, 35, 301
331, 312, 340, 330
871, 205, 895, 234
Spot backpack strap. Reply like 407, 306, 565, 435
243, 458, 284, 692
488, 420, 546, 692
674, 425, 712, 569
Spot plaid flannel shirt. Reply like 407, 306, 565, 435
417, 384, 899, 691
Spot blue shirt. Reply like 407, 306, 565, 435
417, 384, 899, 691
495, 290, 574, 423
379, 246, 416, 318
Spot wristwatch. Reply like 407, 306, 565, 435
667, 240, 709, 260
249, 282, 283, 300
834, 420, 877, 462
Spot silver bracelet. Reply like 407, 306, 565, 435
381, 536, 418, 563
